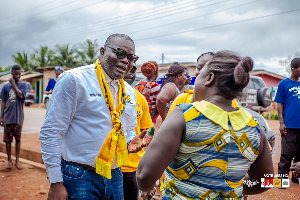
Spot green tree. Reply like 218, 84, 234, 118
279, 51, 300, 75
31, 46, 56, 69
55, 44, 79, 68
12, 51, 31, 71
0, 66, 10, 72
77, 39, 99, 65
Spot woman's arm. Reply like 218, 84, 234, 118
137, 107, 185, 192
156, 83, 176, 120
243, 128, 274, 195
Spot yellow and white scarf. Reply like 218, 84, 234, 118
95, 59, 128, 179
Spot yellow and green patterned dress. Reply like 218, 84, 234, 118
162, 101, 261, 200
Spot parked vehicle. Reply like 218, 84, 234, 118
24, 82, 35, 106
0, 81, 35, 106
238, 76, 272, 113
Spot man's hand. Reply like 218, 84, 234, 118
279, 122, 287, 136
9, 77, 16, 86
290, 162, 300, 178
47, 182, 68, 200
128, 129, 147, 153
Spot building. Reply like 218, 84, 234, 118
250, 69, 286, 88
0, 71, 43, 103
136, 62, 196, 75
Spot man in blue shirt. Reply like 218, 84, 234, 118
275, 57, 300, 183
0, 65, 27, 170
45, 66, 64, 94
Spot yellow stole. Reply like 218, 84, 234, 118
95, 59, 129, 179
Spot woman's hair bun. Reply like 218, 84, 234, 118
233, 56, 253, 87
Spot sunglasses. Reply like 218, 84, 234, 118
106, 45, 139, 63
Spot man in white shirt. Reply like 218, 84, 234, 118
40, 33, 141, 200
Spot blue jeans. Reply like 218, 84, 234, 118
61, 159, 124, 200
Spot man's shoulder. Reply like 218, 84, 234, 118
124, 81, 136, 95
19, 81, 27, 86
63, 64, 96, 79
2, 82, 10, 89
279, 78, 291, 84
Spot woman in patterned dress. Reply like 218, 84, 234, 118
137, 50, 274, 199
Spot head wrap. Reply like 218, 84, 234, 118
141, 61, 158, 79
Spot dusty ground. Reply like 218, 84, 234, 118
0, 158, 49, 200
0, 120, 299, 200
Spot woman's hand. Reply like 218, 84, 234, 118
140, 187, 156, 200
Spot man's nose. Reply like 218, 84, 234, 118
120, 57, 129, 65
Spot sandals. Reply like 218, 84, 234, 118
15, 162, 23, 170
6, 161, 13, 169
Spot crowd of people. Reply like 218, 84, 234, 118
1, 33, 299, 199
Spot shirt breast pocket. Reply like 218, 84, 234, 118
123, 103, 136, 118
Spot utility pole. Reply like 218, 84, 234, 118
162, 53, 164, 64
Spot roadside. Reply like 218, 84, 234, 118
0, 155, 48, 200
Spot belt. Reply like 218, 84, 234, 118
62, 159, 96, 172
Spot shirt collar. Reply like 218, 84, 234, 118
192, 100, 252, 131
103, 69, 119, 86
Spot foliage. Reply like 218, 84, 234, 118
279, 51, 300, 75
31, 46, 56, 69
262, 110, 278, 120
54, 44, 79, 68
12, 51, 32, 71
77, 39, 99, 65
0, 66, 10, 72
11, 39, 101, 71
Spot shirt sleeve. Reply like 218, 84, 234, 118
39, 73, 78, 183
45, 79, 55, 92
274, 80, 284, 104
139, 92, 153, 129
20, 83, 27, 99
0, 85, 7, 103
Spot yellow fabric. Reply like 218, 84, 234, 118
122, 89, 153, 172
95, 59, 128, 179
168, 91, 193, 114
182, 106, 200, 122
201, 159, 228, 173
226, 179, 245, 189
168, 89, 239, 115
192, 100, 252, 131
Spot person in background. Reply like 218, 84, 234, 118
0, 65, 27, 170
123, 64, 154, 200
275, 57, 300, 184
195, 52, 215, 76
44, 66, 64, 94
156, 63, 190, 122
290, 162, 300, 180
137, 50, 273, 199
135, 61, 160, 122
168, 52, 215, 113
40, 33, 146, 200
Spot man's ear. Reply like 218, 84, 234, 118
204, 72, 215, 86
100, 47, 105, 55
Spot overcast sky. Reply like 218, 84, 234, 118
1, 0, 300, 76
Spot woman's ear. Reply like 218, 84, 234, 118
204, 72, 215, 86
